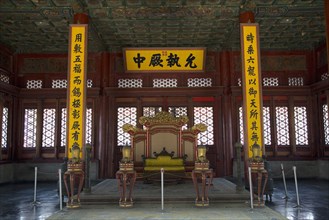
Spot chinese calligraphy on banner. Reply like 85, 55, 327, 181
124, 48, 205, 72
67, 24, 87, 159
240, 23, 264, 159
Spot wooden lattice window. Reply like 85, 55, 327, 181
60, 108, 67, 147
26, 80, 42, 89
169, 106, 188, 129
86, 108, 93, 145
263, 106, 272, 146
194, 107, 214, 145
322, 104, 329, 145
275, 106, 290, 146
187, 78, 212, 87
153, 78, 177, 88
294, 106, 308, 145
239, 107, 244, 145
263, 77, 279, 86
23, 109, 37, 148
168, 107, 187, 118
117, 107, 137, 146
118, 79, 143, 88
42, 108, 56, 148
0, 74, 9, 84
143, 107, 162, 117
1, 107, 8, 148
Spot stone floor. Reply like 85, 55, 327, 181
0, 178, 328, 220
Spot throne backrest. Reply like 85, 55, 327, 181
123, 111, 206, 163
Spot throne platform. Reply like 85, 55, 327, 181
79, 112, 249, 205
79, 178, 249, 205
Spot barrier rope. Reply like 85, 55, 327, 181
227, 166, 295, 180
138, 169, 291, 182
30, 167, 65, 211
31, 165, 302, 210
37, 170, 59, 175
140, 171, 193, 180
34, 165, 294, 180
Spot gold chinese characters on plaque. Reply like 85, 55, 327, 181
124, 48, 206, 73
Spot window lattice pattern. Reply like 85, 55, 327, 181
87, 79, 93, 88
263, 77, 279, 86
194, 107, 214, 145
294, 106, 308, 145
86, 108, 93, 144
168, 107, 187, 118
52, 79, 92, 88
60, 108, 67, 147
117, 107, 137, 146
321, 72, 329, 81
239, 107, 244, 145
23, 109, 37, 148
169, 107, 188, 129
42, 109, 56, 148
288, 77, 304, 86
238, 78, 242, 86
239, 77, 280, 87
0, 74, 9, 84
118, 79, 143, 88
1, 107, 8, 148
275, 107, 290, 145
263, 107, 271, 146
26, 80, 42, 89
143, 107, 162, 117
187, 78, 212, 87
322, 105, 329, 145
52, 79, 67, 88
153, 78, 177, 88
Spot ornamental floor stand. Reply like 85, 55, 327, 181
250, 161, 268, 207
64, 162, 85, 208
116, 162, 136, 207
192, 162, 213, 207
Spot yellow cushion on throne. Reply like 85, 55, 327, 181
144, 155, 185, 172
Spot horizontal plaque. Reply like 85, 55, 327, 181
123, 47, 206, 72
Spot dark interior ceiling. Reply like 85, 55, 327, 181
0, 0, 326, 54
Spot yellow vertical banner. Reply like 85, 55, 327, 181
240, 23, 264, 159
67, 24, 88, 159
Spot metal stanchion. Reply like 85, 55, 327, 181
58, 169, 63, 210
248, 167, 254, 210
293, 166, 302, 208
31, 167, 40, 206
281, 163, 289, 199
34, 167, 37, 203
161, 168, 164, 211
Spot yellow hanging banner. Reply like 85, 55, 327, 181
67, 24, 88, 159
124, 48, 206, 72
240, 23, 264, 159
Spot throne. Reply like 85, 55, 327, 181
122, 111, 207, 179
142, 147, 187, 182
